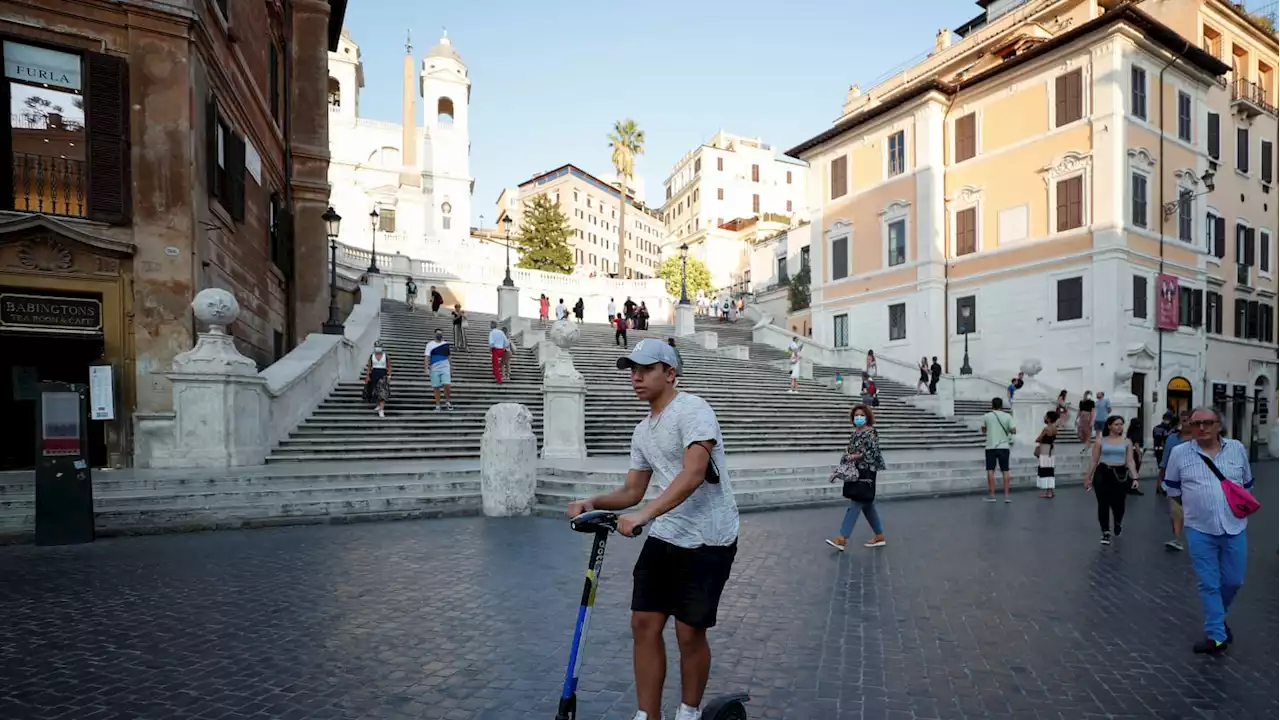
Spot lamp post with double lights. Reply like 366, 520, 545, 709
501, 215, 515, 287
959, 304, 973, 375
367, 207, 381, 274
679, 243, 690, 304
321, 206, 344, 335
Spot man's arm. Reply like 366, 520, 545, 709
1164, 446, 1183, 497
634, 441, 714, 524
580, 469, 653, 512
1239, 442, 1254, 490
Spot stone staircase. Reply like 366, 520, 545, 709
265, 302, 986, 463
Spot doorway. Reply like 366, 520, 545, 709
1166, 376, 1193, 416
1130, 372, 1146, 435
0, 333, 107, 470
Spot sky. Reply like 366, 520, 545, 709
340, 0, 984, 224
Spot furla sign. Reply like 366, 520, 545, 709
4, 42, 82, 92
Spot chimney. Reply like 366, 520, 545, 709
400, 29, 419, 187
935, 29, 952, 53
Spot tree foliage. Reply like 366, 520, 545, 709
608, 119, 645, 276
657, 255, 713, 300
787, 263, 811, 312
514, 195, 574, 275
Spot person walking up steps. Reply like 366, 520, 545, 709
787, 337, 802, 393
429, 286, 444, 315
566, 338, 739, 720
1076, 391, 1097, 454
929, 357, 942, 395
1158, 410, 1193, 551
451, 303, 468, 351
981, 397, 1016, 503
607, 297, 617, 324
555, 298, 568, 322
1035, 411, 1058, 498
423, 329, 454, 411
826, 404, 888, 551
404, 278, 418, 312
1085, 416, 1139, 545
488, 320, 510, 384
916, 357, 929, 394
614, 313, 628, 348
573, 297, 585, 324
538, 294, 551, 326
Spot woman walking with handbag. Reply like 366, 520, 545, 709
1085, 415, 1140, 545
825, 404, 888, 551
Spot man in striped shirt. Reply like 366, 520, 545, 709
1163, 407, 1254, 655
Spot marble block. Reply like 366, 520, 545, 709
675, 303, 694, 337
480, 403, 538, 517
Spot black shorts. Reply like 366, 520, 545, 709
632, 536, 736, 629
985, 448, 1011, 472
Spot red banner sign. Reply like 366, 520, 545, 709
1156, 273, 1180, 330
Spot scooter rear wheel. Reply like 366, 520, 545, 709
709, 701, 747, 720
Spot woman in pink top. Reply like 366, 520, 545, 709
537, 294, 550, 325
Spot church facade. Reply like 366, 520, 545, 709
326, 30, 473, 262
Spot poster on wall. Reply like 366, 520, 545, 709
89, 365, 114, 421
41, 391, 82, 457
1156, 273, 1180, 330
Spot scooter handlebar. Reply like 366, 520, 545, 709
569, 510, 644, 537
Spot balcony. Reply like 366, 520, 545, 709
12, 152, 86, 218
1231, 78, 1277, 118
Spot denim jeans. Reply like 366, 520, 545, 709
1185, 527, 1248, 643
839, 500, 883, 537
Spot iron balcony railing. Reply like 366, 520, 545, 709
12, 152, 86, 218
1232, 78, 1277, 116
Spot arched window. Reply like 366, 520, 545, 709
441, 199, 452, 230
437, 97, 454, 125
367, 147, 400, 167
327, 77, 341, 108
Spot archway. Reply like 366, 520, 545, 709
1166, 376, 1193, 416
437, 97, 454, 125
327, 77, 341, 108
1252, 374, 1273, 460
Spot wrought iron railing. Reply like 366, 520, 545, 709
1233, 78, 1277, 116
12, 152, 86, 218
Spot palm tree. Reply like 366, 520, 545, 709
608, 119, 645, 278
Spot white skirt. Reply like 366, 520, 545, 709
789, 365, 800, 379
1037, 450, 1056, 489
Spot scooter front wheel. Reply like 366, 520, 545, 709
703, 695, 749, 720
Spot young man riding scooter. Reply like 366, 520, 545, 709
567, 339, 740, 720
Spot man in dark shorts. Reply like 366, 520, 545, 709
981, 397, 1017, 502
567, 339, 739, 720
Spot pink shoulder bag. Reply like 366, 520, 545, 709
1199, 454, 1261, 519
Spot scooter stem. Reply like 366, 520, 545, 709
556, 528, 611, 720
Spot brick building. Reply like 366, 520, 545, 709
0, 0, 346, 470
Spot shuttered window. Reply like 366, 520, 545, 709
752, 193, 760, 213
831, 237, 849, 281
1208, 112, 1220, 160
1177, 92, 1192, 141
888, 303, 907, 341
751, 164, 759, 182
1055, 69, 1083, 127
1131, 173, 1148, 229
1133, 275, 1148, 319
1214, 215, 1226, 259
1130, 66, 1146, 119
954, 113, 976, 162
955, 207, 977, 256
206, 98, 246, 222
1261, 230, 1272, 273
1056, 176, 1083, 231
1056, 277, 1083, 321
1263, 140, 1274, 184
86, 52, 132, 224
830, 155, 848, 199
1238, 127, 1249, 173
1206, 291, 1223, 335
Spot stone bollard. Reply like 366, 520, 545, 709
480, 403, 538, 517
497, 284, 519, 322
675, 302, 695, 337
716, 344, 749, 360
690, 331, 718, 350
541, 321, 588, 460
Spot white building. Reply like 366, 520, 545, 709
326, 30, 473, 261
661, 131, 809, 249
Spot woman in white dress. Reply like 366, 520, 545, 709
1035, 411, 1058, 498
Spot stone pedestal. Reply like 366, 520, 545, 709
675, 302, 695, 337
716, 344, 749, 360
541, 321, 587, 460
690, 331, 718, 350
480, 403, 538, 517
166, 289, 269, 467
497, 284, 519, 322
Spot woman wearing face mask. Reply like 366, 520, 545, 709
826, 404, 887, 551
365, 341, 392, 418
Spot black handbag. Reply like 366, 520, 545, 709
842, 467, 877, 503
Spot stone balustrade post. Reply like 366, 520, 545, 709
480, 403, 538, 517
497, 284, 519, 322
675, 303, 694, 337
541, 320, 587, 460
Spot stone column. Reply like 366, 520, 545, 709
541, 321, 587, 460
675, 302, 694, 336
497, 284, 519, 322
480, 403, 538, 517
166, 289, 269, 467
289, 0, 335, 342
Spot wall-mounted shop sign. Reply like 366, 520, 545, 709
0, 292, 102, 334
3, 42, 81, 92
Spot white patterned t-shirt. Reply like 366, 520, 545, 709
629, 392, 739, 549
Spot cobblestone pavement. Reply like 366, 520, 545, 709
1, 464, 1275, 720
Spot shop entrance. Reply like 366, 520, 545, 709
1166, 376, 1193, 416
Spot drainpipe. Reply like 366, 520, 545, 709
282, 0, 297, 348
1157, 41, 1190, 385
941, 86, 959, 373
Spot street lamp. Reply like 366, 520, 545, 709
501, 215, 514, 287
367, 207, 381, 274
679, 243, 690, 305
1162, 167, 1216, 218
321, 206, 344, 335
959, 304, 973, 375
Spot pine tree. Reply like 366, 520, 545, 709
514, 195, 575, 275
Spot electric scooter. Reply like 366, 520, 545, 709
557, 510, 749, 720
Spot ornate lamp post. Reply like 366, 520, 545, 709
321, 206, 344, 335
959, 304, 973, 375
501, 215, 515, 287
367, 207, 381, 274
679, 243, 690, 305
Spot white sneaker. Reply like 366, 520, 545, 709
674, 704, 701, 720
632, 712, 666, 720
377, 409, 385, 418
